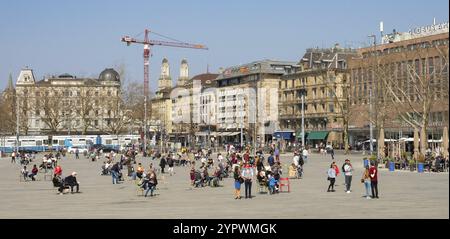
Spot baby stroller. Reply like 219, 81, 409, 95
101, 164, 111, 175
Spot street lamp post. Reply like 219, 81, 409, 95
368, 34, 377, 157
300, 86, 306, 149
239, 93, 244, 148
15, 93, 19, 155
369, 89, 374, 156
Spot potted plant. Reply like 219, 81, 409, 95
408, 159, 416, 171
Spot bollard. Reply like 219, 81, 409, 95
389, 162, 395, 172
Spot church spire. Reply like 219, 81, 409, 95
158, 57, 172, 90
178, 58, 189, 86
7, 73, 14, 90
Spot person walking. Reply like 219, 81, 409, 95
327, 163, 336, 192
111, 162, 120, 184
302, 147, 309, 164
233, 167, 243, 199
167, 155, 174, 176
11, 151, 16, 163
369, 161, 379, 198
343, 159, 353, 193
75, 148, 80, 159
330, 147, 335, 160
361, 165, 372, 199
159, 155, 167, 174
242, 163, 254, 199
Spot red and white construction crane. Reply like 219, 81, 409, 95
121, 29, 207, 155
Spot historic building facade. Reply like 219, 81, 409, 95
279, 45, 357, 147
12, 68, 124, 135
151, 58, 173, 138
214, 60, 297, 147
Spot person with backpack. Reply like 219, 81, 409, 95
342, 159, 353, 193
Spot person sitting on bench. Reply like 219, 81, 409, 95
28, 164, 38, 181
60, 172, 80, 194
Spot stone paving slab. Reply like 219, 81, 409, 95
0, 151, 447, 218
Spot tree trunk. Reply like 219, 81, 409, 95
343, 117, 349, 154
420, 126, 427, 156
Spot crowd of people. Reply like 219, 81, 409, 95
13, 141, 449, 203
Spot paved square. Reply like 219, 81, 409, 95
0, 151, 448, 218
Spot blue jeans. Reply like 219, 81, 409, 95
145, 183, 155, 197
364, 180, 371, 196
112, 171, 118, 184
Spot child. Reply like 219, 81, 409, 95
268, 174, 278, 195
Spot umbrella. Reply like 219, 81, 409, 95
378, 128, 385, 159
443, 127, 449, 159
414, 128, 419, 160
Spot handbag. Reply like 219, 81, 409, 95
327, 177, 331, 181
361, 178, 365, 183
239, 177, 244, 184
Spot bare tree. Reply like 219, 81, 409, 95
102, 93, 131, 135
40, 91, 64, 133
323, 69, 352, 154
0, 89, 16, 135
74, 89, 95, 135
381, 44, 449, 156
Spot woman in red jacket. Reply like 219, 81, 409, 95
53, 164, 62, 177
332, 162, 339, 185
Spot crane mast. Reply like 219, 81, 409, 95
121, 29, 207, 156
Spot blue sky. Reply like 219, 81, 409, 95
0, 0, 448, 91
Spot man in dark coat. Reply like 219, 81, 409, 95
159, 156, 167, 174
59, 172, 80, 194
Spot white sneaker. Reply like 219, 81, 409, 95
346, 191, 351, 194
366, 196, 371, 199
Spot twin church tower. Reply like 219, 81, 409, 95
158, 58, 189, 90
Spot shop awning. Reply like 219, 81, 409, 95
273, 131, 294, 140
307, 131, 329, 140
